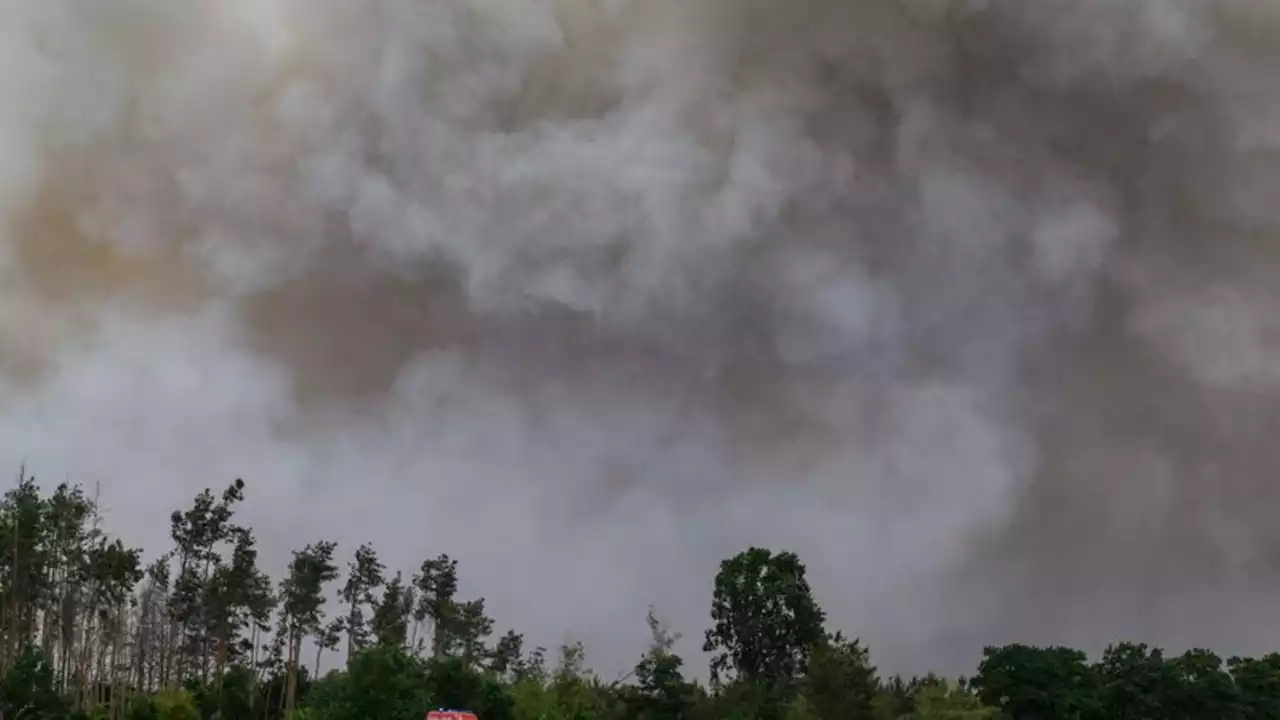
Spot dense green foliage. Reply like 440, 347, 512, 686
1, 472, 1278, 719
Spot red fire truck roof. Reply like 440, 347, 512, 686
425, 711, 478, 720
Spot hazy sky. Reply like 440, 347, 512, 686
3, 0, 1280, 678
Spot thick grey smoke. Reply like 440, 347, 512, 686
2, 0, 1280, 676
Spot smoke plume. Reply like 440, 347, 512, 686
3, 0, 1280, 675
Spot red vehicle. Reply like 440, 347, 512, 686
425, 711, 479, 720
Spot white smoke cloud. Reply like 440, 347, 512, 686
3, 0, 1280, 677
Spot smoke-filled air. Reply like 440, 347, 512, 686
3, 0, 1280, 680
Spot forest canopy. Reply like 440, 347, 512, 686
1, 473, 1277, 720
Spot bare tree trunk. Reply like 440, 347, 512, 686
250, 624, 259, 676
95, 618, 109, 708
133, 604, 146, 694
249, 624, 262, 719
0, 599, 8, 674
9, 511, 21, 669
39, 543, 58, 663
110, 607, 123, 720
278, 648, 289, 718
162, 617, 179, 690
76, 606, 97, 711
346, 608, 356, 660
285, 631, 300, 717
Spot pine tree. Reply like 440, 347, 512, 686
278, 540, 339, 715
339, 543, 384, 658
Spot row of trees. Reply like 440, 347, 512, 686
1, 472, 1278, 719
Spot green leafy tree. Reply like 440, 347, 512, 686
372, 572, 410, 650
1095, 642, 1171, 719
123, 693, 159, 720
0, 645, 69, 720
630, 607, 696, 720
1165, 648, 1241, 720
278, 540, 340, 716
702, 679, 771, 720
427, 656, 515, 720
489, 630, 524, 680
909, 677, 995, 719
204, 526, 273, 682
0, 472, 49, 673
150, 690, 200, 720
515, 644, 549, 685
972, 644, 1100, 720
782, 692, 818, 720
801, 631, 877, 719
39, 482, 94, 685
314, 617, 346, 678
81, 535, 143, 711
414, 554, 459, 659
1229, 653, 1280, 720
550, 639, 598, 719
454, 599, 494, 668
703, 547, 826, 713
305, 644, 432, 720
874, 674, 920, 719
510, 671, 554, 720
167, 479, 247, 686
209, 663, 257, 720
339, 544, 384, 658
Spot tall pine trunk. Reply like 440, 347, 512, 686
284, 629, 300, 716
